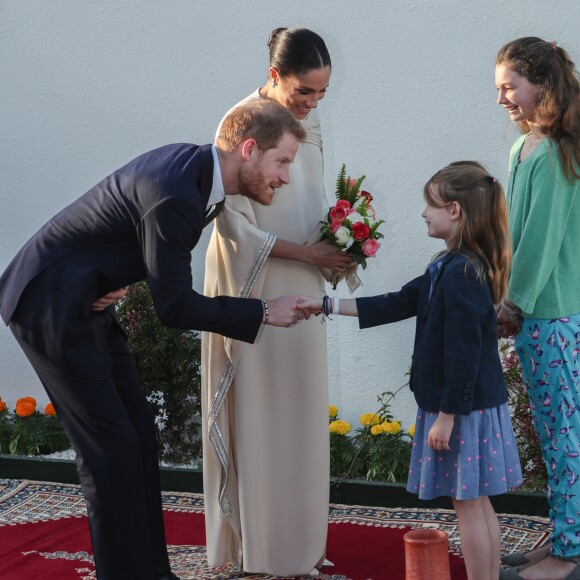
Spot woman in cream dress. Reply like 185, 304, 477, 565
201, 28, 354, 576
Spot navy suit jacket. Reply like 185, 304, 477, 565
0, 143, 263, 343
356, 253, 507, 415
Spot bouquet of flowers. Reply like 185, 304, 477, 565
313, 164, 384, 291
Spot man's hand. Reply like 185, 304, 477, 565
92, 287, 129, 311
264, 295, 308, 327
428, 412, 455, 451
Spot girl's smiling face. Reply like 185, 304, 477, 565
270, 66, 331, 120
495, 64, 540, 124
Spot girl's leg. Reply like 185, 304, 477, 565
480, 496, 501, 578
453, 497, 497, 580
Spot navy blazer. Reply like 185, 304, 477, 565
356, 253, 507, 415
0, 144, 263, 343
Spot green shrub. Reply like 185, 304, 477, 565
116, 282, 202, 465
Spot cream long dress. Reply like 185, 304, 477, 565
201, 90, 330, 576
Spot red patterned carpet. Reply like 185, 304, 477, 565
0, 479, 550, 579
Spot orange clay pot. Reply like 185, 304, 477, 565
403, 528, 451, 580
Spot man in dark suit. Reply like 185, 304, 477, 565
0, 98, 307, 580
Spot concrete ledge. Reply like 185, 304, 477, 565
0, 455, 546, 517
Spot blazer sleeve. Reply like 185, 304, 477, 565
439, 262, 487, 414
356, 275, 424, 328
137, 196, 263, 343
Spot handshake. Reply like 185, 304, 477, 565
91, 288, 329, 329
264, 295, 327, 327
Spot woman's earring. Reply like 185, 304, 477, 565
272, 77, 278, 88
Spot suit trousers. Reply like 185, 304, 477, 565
9, 264, 170, 579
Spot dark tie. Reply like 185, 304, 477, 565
202, 199, 225, 228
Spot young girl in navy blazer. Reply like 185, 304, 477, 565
302, 161, 522, 580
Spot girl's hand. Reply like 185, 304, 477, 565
428, 412, 455, 451
298, 296, 324, 317
497, 300, 523, 337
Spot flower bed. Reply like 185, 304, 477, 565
0, 396, 69, 456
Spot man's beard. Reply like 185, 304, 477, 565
238, 163, 277, 206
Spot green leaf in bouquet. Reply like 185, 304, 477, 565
335, 164, 347, 200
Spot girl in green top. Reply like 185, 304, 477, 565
495, 37, 580, 580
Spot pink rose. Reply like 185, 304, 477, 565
329, 206, 348, 222
351, 222, 370, 241
362, 238, 381, 257
331, 220, 343, 233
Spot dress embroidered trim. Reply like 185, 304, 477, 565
207, 232, 277, 520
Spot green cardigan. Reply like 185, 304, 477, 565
507, 134, 580, 318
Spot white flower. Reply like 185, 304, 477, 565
335, 226, 351, 246
147, 390, 165, 405
345, 236, 354, 249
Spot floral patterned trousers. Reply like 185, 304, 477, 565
516, 314, 580, 557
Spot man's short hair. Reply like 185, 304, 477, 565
216, 98, 306, 152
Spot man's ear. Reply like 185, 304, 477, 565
239, 138, 258, 161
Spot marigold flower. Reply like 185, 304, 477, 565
15, 402, 36, 417
45, 403, 57, 416
17, 396, 37, 407
0, 399, 6, 413
408, 423, 416, 438
360, 413, 381, 427
370, 424, 385, 436
329, 420, 351, 435
381, 421, 402, 434
328, 404, 339, 419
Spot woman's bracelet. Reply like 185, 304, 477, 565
262, 300, 269, 324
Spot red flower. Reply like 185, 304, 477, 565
336, 199, 352, 211
360, 190, 373, 204
351, 222, 370, 241
329, 206, 348, 222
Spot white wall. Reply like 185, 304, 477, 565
1, 0, 579, 432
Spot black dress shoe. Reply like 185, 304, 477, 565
158, 573, 180, 580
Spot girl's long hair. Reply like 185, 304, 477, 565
497, 37, 580, 181
424, 161, 511, 304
